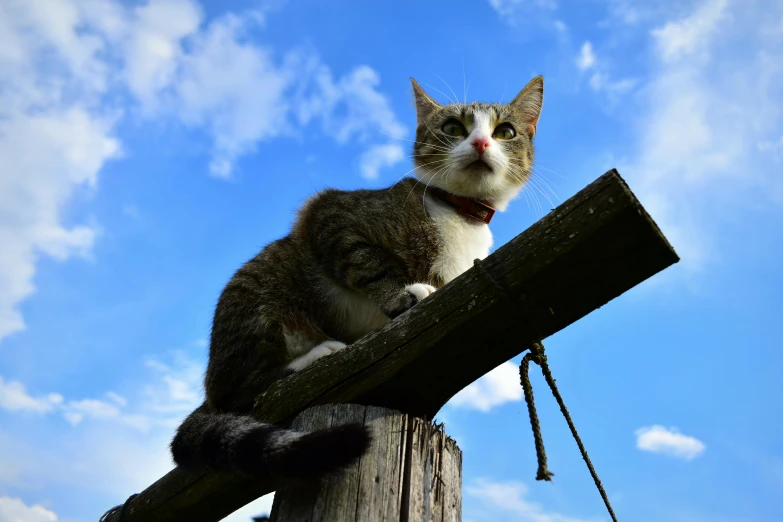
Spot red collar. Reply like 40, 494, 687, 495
428, 187, 496, 225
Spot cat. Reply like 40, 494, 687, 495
170, 75, 544, 482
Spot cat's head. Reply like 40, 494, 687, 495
410, 76, 543, 211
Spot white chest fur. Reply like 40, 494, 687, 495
425, 196, 493, 284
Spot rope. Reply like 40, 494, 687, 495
472, 259, 619, 522
523, 342, 619, 522
519, 347, 554, 481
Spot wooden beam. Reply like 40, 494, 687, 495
99, 169, 678, 522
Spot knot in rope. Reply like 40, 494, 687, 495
528, 341, 547, 366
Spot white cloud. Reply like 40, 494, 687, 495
635, 425, 706, 460
0, 377, 63, 414
447, 362, 522, 412
122, 0, 203, 110
600, 0, 675, 27
0, 0, 406, 343
576, 41, 596, 71
575, 40, 636, 95
603, 0, 643, 25
0, 351, 277, 520
168, 13, 290, 177
0, 0, 122, 342
142, 352, 203, 420
488, 0, 557, 17
119, 9, 407, 178
359, 144, 405, 180
618, 0, 783, 273
651, 0, 728, 62
487, 0, 561, 30
588, 72, 636, 94
317, 65, 408, 143
63, 398, 122, 426
0, 496, 58, 522
0, 351, 207, 511
1, 349, 202, 431
758, 136, 783, 162
466, 478, 594, 522
105, 391, 127, 406
0, 108, 121, 342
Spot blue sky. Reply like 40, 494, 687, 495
0, 0, 781, 521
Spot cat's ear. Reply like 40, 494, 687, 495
411, 78, 440, 124
509, 75, 544, 136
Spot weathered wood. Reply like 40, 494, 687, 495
99, 169, 678, 522
269, 404, 461, 522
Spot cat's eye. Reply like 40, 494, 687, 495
441, 120, 467, 138
493, 123, 517, 140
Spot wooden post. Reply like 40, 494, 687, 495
99, 169, 679, 522
270, 404, 461, 522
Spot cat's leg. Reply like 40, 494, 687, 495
309, 213, 440, 318
287, 340, 346, 371
282, 323, 347, 372
320, 240, 438, 318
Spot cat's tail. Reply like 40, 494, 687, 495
171, 405, 371, 480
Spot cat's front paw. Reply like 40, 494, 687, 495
287, 340, 347, 371
319, 340, 347, 353
384, 283, 437, 318
405, 283, 437, 302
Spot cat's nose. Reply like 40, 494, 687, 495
471, 137, 491, 155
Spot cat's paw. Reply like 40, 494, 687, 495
384, 283, 437, 318
287, 341, 345, 371
405, 283, 437, 302
318, 340, 347, 353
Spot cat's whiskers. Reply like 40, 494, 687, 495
435, 74, 460, 105
410, 152, 451, 158
422, 162, 452, 203
518, 160, 561, 187
530, 170, 561, 205
506, 164, 544, 217
515, 168, 552, 216
419, 164, 454, 214
406, 161, 452, 208
501, 162, 533, 213
531, 162, 566, 179
507, 159, 562, 206
519, 167, 561, 206
461, 57, 467, 104
518, 176, 535, 214
420, 117, 452, 149
522, 180, 544, 217
529, 176, 557, 211
425, 82, 458, 105
377, 131, 452, 153
389, 158, 452, 191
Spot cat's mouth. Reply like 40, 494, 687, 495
466, 159, 493, 173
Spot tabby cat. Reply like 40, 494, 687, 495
171, 76, 544, 481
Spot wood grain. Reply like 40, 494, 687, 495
270, 404, 461, 522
